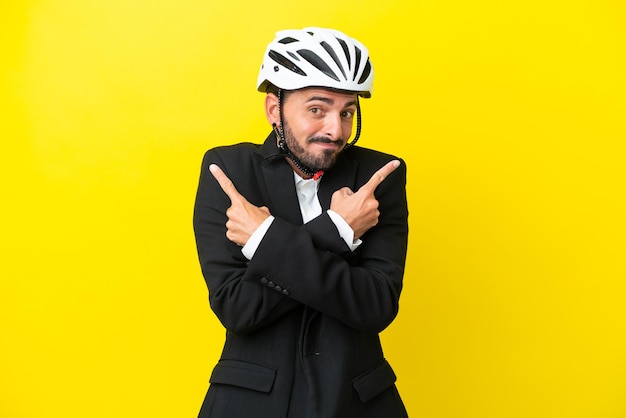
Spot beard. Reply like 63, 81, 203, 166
283, 121, 345, 172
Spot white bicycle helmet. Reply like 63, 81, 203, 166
257, 27, 374, 98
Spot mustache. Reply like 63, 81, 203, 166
307, 136, 345, 146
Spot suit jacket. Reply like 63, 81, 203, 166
193, 132, 409, 418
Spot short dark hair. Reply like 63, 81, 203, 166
265, 84, 294, 103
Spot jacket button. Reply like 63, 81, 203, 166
267, 281, 275, 287
274, 285, 282, 292
260, 277, 269, 284
282, 289, 290, 295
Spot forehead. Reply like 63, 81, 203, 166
287, 88, 358, 106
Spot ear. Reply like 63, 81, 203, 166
265, 93, 280, 126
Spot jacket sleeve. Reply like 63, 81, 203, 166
193, 150, 302, 335
244, 160, 408, 333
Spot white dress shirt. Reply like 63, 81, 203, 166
241, 172, 361, 260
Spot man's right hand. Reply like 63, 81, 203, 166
210, 164, 271, 246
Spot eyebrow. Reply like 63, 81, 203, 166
305, 96, 357, 108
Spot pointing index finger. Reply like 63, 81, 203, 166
359, 160, 401, 194
209, 164, 243, 202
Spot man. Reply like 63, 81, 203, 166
193, 27, 409, 417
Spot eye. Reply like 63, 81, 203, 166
341, 110, 355, 119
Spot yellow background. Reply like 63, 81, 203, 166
2, 0, 625, 417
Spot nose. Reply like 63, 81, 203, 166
323, 114, 343, 141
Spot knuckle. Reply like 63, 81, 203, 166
367, 200, 378, 210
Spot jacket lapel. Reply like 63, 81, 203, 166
317, 152, 358, 211
260, 132, 304, 225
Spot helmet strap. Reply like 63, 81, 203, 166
275, 88, 323, 179
345, 97, 362, 149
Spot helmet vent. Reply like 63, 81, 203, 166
278, 37, 298, 44
353, 47, 362, 81
358, 60, 372, 84
297, 49, 340, 82
337, 38, 351, 69
269, 50, 307, 76
320, 41, 347, 80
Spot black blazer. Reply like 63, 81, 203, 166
193, 132, 409, 418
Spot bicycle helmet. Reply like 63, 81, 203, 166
257, 27, 374, 98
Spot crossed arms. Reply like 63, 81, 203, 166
193, 148, 408, 335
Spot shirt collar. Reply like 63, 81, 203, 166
294, 171, 320, 185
